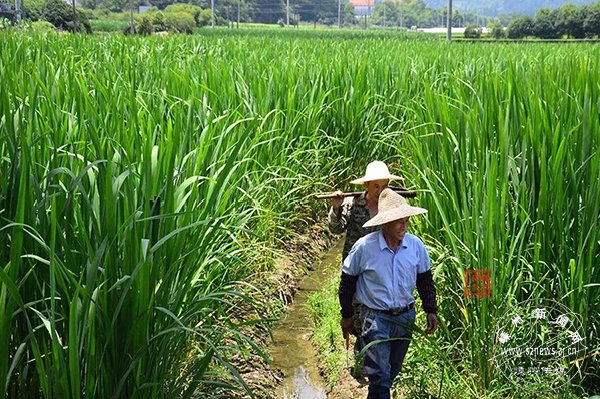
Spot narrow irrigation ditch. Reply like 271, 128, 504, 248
270, 239, 344, 398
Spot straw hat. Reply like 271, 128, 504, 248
363, 188, 427, 227
350, 161, 401, 185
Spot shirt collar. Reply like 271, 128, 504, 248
378, 230, 408, 252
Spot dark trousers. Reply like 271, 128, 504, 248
359, 306, 415, 399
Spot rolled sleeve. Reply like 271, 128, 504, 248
341, 241, 363, 276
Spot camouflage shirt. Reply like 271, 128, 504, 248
328, 192, 378, 261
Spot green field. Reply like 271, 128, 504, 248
1, 30, 598, 398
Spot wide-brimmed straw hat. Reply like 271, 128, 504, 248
363, 188, 427, 227
350, 161, 401, 185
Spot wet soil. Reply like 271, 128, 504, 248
220, 223, 336, 398
269, 237, 370, 399
269, 240, 343, 398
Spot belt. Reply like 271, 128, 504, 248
381, 302, 414, 316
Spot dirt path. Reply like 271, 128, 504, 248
326, 366, 369, 399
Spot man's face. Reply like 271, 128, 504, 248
364, 179, 389, 198
382, 217, 410, 243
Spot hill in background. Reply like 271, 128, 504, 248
424, 0, 598, 16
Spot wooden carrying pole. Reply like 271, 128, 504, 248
314, 187, 417, 200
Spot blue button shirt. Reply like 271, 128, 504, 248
342, 230, 431, 311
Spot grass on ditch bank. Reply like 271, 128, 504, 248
308, 273, 346, 388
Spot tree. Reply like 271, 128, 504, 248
164, 3, 202, 25
215, 0, 237, 27
583, 3, 600, 38
197, 8, 211, 25
149, 11, 166, 30
317, 0, 337, 25
22, 0, 46, 20
453, 9, 463, 27
533, 7, 560, 39
251, 0, 284, 24
80, 0, 100, 9
555, 3, 585, 38
294, 0, 336, 25
464, 23, 482, 38
0, 3, 16, 23
488, 20, 505, 38
100, 0, 129, 12
42, 0, 91, 32
149, 0, 176, 10
372, 1, 400, 27
400, 0, 429, 27
164, 11, 194, 32
507, 15, 533, 38
136, 14, 153, 33
342, 3, 356, 26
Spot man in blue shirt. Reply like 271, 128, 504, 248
338, 188, 438, 399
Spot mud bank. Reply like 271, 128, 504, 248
220, 223, 338, 398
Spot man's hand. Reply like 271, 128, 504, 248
340, 317, 354, 340
425, 313, 438, 334
331, 190, 344, 211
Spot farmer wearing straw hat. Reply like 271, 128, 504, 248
329, 161, 402, 357
328, 160, 402, 261
338, 188, 438, 399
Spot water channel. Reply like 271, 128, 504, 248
270, 239, 344, 399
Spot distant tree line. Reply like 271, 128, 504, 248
7, 0, 499, 29
507, 1, 600, 39
70, 0, 496, 27
371, 0, 493, 28
76, 0, 338, 25
11, 0, 598, 35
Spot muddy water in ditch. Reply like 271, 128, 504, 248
270, 239, 344, 399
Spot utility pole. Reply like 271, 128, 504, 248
446, 0, 452, 41
72, 0, 76, 32
211, 0, 215, 27
14, 0, 21, 24
129, 0, 135, 34
338, 0, 341, 28
383, 0, 386, 28
400, 6, 403, 28
237, 0, 240, 28
286, 0, 289, 25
